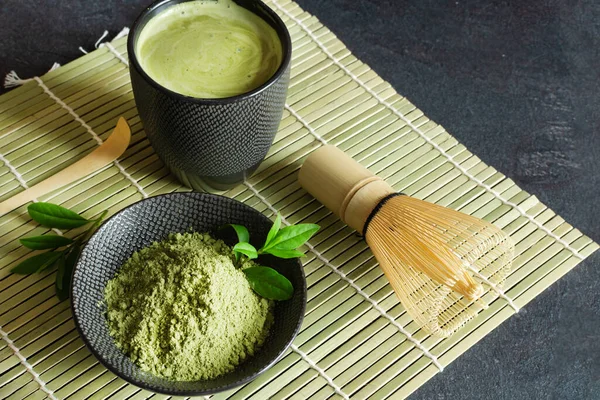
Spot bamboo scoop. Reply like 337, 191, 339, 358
298, 146, 514, 337
0, 117, 131, 217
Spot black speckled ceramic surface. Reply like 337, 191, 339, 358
71, 192, 306, 396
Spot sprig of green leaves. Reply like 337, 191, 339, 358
243, 266, 294, 301
13, 203, 107, 300
226, 214, 319, 260
260, 214, 320, 257
15, 205, 319, 302
225, 214, 320, 301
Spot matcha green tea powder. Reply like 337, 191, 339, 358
104, 232, 274, 381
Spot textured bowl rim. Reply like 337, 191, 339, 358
127, 0, 293, 105
70, 192, 307, 396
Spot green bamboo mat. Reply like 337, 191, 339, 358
0, 0, 597, 399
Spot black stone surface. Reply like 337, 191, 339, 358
0, 0, 598, 398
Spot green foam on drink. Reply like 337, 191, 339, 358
136, 0, 283, 99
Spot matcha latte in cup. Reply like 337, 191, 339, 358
128, 0, 291, 190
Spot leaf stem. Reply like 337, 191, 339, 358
82, 210, 108, 241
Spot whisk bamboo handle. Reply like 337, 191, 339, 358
298, 145, 395, 233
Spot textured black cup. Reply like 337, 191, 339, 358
128, 0, 292, 191
71, 193, 306, 396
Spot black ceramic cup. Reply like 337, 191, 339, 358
128, 0, 292, 191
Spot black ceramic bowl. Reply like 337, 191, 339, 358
128, 0, 292, 191
71, 193, 306, 396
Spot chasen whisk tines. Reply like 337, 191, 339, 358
299, 145, 515, 337
366, 194, 514, 336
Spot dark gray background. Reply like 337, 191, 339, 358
0, 0, 598, 398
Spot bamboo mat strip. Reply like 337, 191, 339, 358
0, 0, 597, 399
29, 77, 148, 199
0, 326, 57, 400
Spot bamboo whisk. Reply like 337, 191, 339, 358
298, 146, 514, 337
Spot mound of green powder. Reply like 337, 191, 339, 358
104, 232, 274, 381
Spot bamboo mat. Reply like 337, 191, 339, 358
0, 0, 597, 399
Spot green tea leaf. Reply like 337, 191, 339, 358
233, 242, 258, 259
264, 214, 281, 248
57, 245, 81, 301
20, 235, 73, 250
28, 203, 89, 229
65, 244, 82, 268
262, 248, 306, 259
226, 224, 249, 243
55, 254, 66, 291
11, 251, 62, 274
38, 251, 64, 272
262, 224, 320, 251
243, 266, 293, 300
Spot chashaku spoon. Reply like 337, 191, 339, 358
0, 117, 131, 217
